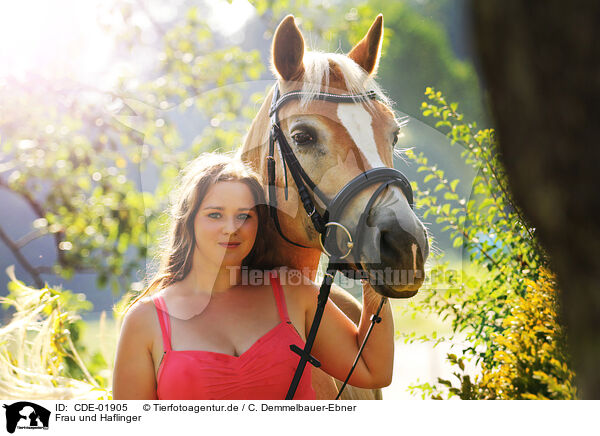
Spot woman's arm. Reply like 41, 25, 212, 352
328, 282, 362, 325
301, 281, 394, 389
112, 301, 159, 400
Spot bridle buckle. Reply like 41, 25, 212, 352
319, 221, 354, 260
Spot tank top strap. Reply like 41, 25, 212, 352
269, 271, 290, 323
152, 295, 172, 352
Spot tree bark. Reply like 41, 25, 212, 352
470, 1, 600, 398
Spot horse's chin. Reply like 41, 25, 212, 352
371, 282, 422, 299
331, 259, 425, 299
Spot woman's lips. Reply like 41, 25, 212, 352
219, 242, 241, 248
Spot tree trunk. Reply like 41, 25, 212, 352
470, 1, 600, 398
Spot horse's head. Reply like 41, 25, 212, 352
241, 15, 429, 298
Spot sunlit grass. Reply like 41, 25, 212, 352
0, 268, 110, 399
79, 312, 119, 376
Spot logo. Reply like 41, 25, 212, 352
2, 402, 50, 433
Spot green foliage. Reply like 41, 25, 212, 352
0, 267, 110, 399
0, 82, 157, 292
343, 0, 484, 124
249, 0, 334, 34
405, 87, 575, 399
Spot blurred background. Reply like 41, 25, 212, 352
0, 0, 572, 400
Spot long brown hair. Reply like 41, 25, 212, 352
124, 152, 270, 313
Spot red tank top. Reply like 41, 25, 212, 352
153, 272, 316, 400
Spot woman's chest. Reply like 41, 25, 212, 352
154, 322, 313, 400
150, 285, 306, 379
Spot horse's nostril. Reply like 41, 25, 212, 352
379, 231, 390, 252
380, 230, 392, 251
376, 224, 425, 270
379, 229, 401, 262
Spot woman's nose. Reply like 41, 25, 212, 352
222, 217, 238, 234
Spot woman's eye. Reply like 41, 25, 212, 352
291, 131, 314, 145
208, 212, 222, 219
237, 213, 251, 221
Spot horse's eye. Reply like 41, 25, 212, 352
391, 129, 400, 147
291, 131, 315, 146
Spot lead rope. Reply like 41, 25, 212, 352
335, 295, 387, 400
286, 260, 338, 400
286, 266, 388, 400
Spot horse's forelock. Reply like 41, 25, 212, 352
298, 52, 392, 109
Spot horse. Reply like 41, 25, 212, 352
238, 14, 429, 400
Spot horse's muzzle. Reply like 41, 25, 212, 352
357, 208, 429, 298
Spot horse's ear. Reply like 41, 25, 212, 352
271, 15, 305, 81
348, 14, 384, 75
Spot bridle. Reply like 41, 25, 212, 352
266, 82, 415, 399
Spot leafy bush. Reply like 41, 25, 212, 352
476, 268, 576, 399
405, 88, 575, 399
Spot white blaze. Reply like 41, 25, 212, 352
336, 102, 414, 224
337, 104, 385, 168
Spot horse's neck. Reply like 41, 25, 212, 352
271, 242, 322, 280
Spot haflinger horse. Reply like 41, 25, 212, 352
238, 14, 429, 400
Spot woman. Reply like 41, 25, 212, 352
112, 153, 394, 400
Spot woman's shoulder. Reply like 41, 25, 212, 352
116, 296, 161, 353
273, 269, 361, 320
271, 267, 320, 305
129, 285, 187, 319
122, 296, 159, 328
272, 267, 319, 289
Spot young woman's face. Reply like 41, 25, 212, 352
193, 181, 259, 269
